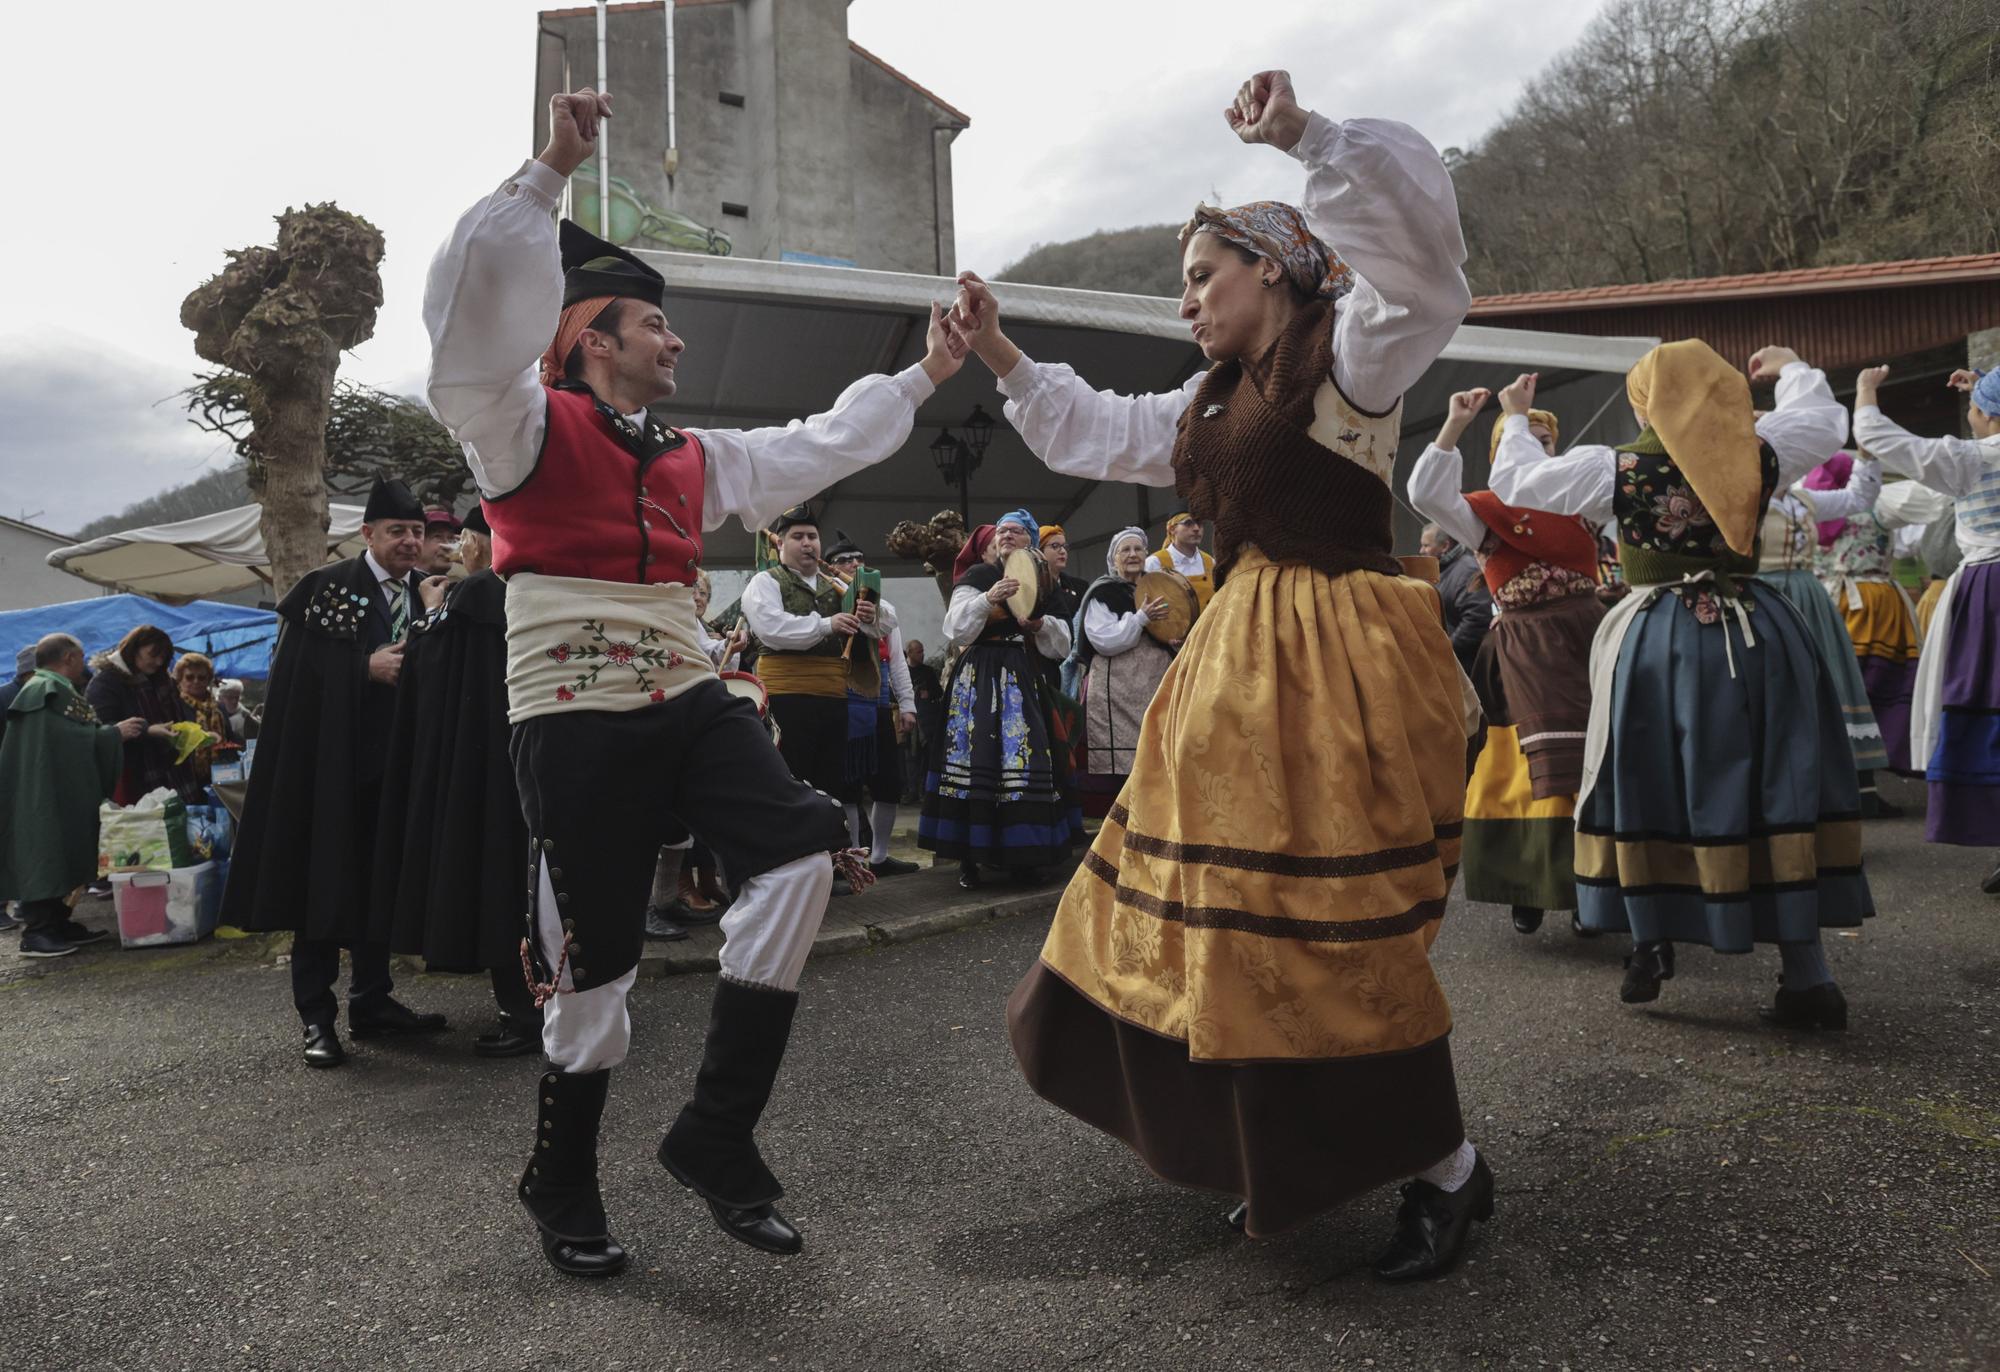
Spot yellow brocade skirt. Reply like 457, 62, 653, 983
1008, 548, 1470, 1234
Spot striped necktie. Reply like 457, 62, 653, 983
385, 578, 408, 642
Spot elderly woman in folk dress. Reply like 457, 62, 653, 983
918, 512, 1080, 889
949, 70, 1490, 1280
1068, 527, 1177, 818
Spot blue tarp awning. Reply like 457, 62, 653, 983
0, 594, 281, 681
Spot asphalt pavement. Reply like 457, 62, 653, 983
1, 775, 1995, 1371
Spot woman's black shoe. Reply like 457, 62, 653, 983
1372, 1152, 1495, 1282
958, 863, 982, 891
1224, 1202, 1248, 1233
1619, 941, 1675, 1003
1510, 906, 1544, 935
1759, 981, 1848, 1031
1570, 912, 1600, 938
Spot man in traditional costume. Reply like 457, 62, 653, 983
421, 507, 462, 577
741, 506, 884, 807
0, 635, 146, 958
824, 538, 919, 879
1409, 389, 1606, 939
1853, 364, 2000, 891
950, 69, 1491, 1279
423, 87, 963, 1276
1142, 513, 1216, 613
221, 476, 450, 1068
372, 506, 541, 1057
1489, 343, 1866, 1028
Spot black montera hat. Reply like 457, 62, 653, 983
825, 533, 863, 560
362, 477, 424, 524
559, 220, 666, 311
460, 504, 491, 537
769, 503, 818, 534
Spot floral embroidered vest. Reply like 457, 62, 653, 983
1815, 509, 1893, 583
1613, 428, 1777, 601
1757, 493, 1817, 572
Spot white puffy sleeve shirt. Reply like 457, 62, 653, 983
941, 584, 1071, 660
424, 160, 932, 529
993, 111, 1471, 484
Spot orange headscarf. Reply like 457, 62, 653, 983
539, 296, 621, 385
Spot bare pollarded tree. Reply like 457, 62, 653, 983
180, 205, 385, 597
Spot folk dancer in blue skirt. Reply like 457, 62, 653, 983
1490, 342, 1870, 1029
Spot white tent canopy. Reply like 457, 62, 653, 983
47, 503, 367, 604
637, 249, 1659, 566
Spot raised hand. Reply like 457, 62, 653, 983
1435, 387, 1492, 450
949, 272, 1024, 377
1224, 70, 1308, 150
1746, 345, 1801, 384
1855, 364, 1890, 407
1947, 368, 1979, 393
919, 300, 968, 387
1497, 373, 1538, 417
539, 88, 613, 179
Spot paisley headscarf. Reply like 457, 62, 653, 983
1803, 451, 1855, 548
1490, 409, 1561, 460
1625, 340, 1763, 557
1106, 527, 1148, 578
952, 524, 997, 582
1179, 201, 1354, 301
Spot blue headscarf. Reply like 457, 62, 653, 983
1973, 369, 2000, 418
994, 509, 1040, 547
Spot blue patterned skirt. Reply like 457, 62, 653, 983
919, 640, 1083, 867
1577, 579, 1874, 949
1761, 568, 1888, 773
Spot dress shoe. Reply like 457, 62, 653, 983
538, 1228, 628, 1278
958, 864, 982, 891
1225, 1202, 1248, 1232
475, 1013, 544, 1058
701, 1198, 803, 1256
18, 928, 79, 959
1982, 859, 2000, 896
693, 867, 731, 909
302, 1023, 346, 1069
1510, 906, 1544, 935
868, 856, 920, 878
1759, 981, 1848, 1031
644, 908, 690, 941
0, 906, 21, 932
1570, 912, 1601, 938
1372, 1151, 1495, 1282
59, 918, 109, 946
348, 997, 448, 1038
1619, 941, 1675, 1004
678, 870, 717, 914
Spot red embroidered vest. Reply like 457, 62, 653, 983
1463, 491, 1599, 596
487, 386, 706, 586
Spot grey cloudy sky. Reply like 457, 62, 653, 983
0, 0, 1604, 535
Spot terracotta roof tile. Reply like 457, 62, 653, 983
848, 42, 970, 125
1471, 253, 2000, 314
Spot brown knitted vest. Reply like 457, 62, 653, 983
1171, 297, 1402, 585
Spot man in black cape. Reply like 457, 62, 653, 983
372, 506, 541, 1056
221, 477, 450, 1067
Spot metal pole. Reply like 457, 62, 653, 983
958, 457, 971, 529
663, 0, 679, 184
595, 1, 611, 238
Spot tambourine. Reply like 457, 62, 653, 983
718, 670, 769, 720
1001, 547, 1043, 624
1134, 570, 1201, 645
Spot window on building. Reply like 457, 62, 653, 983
722, 202, 749, 218
718, 91, 745, 108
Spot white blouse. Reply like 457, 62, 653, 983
424, 159, 931, 527
1143, 546, 1209, 578
1083, 596, 1150, 656
991, 111, 1472, 487
1853, 406, 2000, 558
941, 583, 1072, 660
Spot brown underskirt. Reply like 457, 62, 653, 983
1490, 591, 1604, 799
1007, 960, 1465, 1239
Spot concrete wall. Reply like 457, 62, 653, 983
533, 1, 959, 273
0, 522, 101, 613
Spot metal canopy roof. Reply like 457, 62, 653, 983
47, 503, 368, 604
639, 250, 1658, 567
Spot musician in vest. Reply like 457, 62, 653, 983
952, 70, 1494, 1280
1853, 363, 2000, 891
1143, 513, 1216, 612
1489, 344, 1868, 1030
741, 508, 888, 810
822, 537, 920, 879
221, 476, 451, 1069
423, 87, 966, 1277
1408, 389, 1606, 940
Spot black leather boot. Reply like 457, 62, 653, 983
518, 1067, 627, 1278
1372, 1151, 1495, 1282
657, 979, 805, 1256
1620, 940, 1675, 1003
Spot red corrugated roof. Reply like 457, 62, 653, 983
1472, 253, 2000, 314
536, 5, 970, 125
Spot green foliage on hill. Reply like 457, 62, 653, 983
998, 224, 1184, 298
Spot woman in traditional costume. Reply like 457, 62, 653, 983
1853, 364, 2000, 890
1068, 527, 1177, 819
1408, 390, 1605, 939
1805, 453, 1926, 776
1488, 342, 1868, 1029
1754, 456, 1891, 805
918, 513, 1079, 889
950, 70, 1490, 1280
